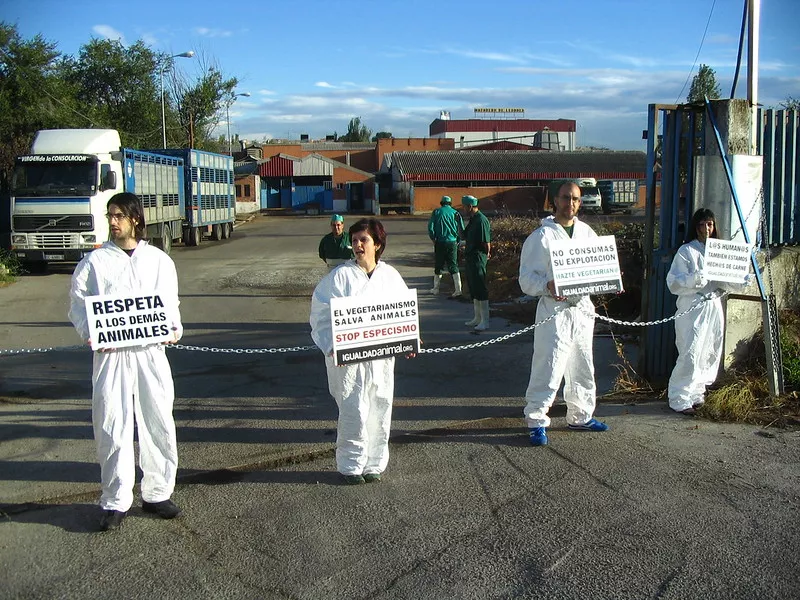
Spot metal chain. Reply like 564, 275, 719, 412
419, 309, 560, 353
0, 344, 86, 356
1, 293, 729, 357
587, 290, 727, 327
170, 344, 318, 354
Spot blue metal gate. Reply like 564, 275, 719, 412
640, 104, 800, 382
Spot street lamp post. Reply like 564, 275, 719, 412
227, 92, 251, 155
160, 51, 195, 148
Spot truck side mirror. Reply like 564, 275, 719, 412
102, 171, 117, 191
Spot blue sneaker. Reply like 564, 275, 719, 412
529, 427, 548, 446
567, 418, 609, 432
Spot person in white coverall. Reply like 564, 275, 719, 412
310, 218, 414, 485
69, 192, 183, 531
666, 208, 750, 415
518, 182, 609, 446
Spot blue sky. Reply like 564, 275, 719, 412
3, 0, 798, 150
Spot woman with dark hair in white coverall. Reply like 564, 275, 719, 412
666, 208, 750, 415
69, 192, 183, 531
518, 182, 609, 446
310, 218, 414, 485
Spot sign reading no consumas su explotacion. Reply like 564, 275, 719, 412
549, 235, 624, 297
704, 238, 751, 284
85, 293, 176, 351
331, 289, 420, 366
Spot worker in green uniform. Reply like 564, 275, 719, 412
427, 195, 464, 297
461, 195, 491, 331
318, 214, 353, 269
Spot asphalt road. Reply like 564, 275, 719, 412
1, 214, 798, 600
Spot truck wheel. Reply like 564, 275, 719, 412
220, 222, 231, 239
186, 226, 201, 247
210, 223, 222, 241
154, 223, 172, 254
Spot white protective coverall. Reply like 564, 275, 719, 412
68, 240, 183, 512
666, 239, 729, 411
310, 260, 408, 476
518, 216, 598, 428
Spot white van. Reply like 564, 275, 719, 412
579, 185, 602, 213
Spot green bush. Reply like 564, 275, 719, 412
0, 249, 21, 284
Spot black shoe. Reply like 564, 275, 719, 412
363, 473, 382, 483
342, 474, 365, 485
99, 510, 126, 531
142, 499, 183, 519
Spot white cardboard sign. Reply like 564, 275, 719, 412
704, 238, 751, 284
84, 293, 176, 350
331, 289, 420, 365
549, 235, 624, 296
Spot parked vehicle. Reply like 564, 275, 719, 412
579, 185, 602, 213
597, 179, 638, 214
9, 129, 235, 268
151, 148, 235, 247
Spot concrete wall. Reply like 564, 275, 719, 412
724, 246, 800, 367
412, 186, 546, 214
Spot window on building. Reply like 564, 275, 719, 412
235, 184, 242, 196
244, 184, 251, 197
336, 183, 344, 190
324, 180, 333, 190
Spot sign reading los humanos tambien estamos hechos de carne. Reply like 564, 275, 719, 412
703, 238, 751, 284
330, 289, 420, 366
85, 293, 177, 351
549, 235, 624, 297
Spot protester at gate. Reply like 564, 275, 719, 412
427, 195, 464, 297
666, 208, 751, 415
318, 214, 353, 269
68, 192, 183, 531
518, 182, 609, 446
310, 218, 415, 485
460, 195, 491, 330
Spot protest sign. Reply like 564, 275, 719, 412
331, 289, 420, 366
549, 235, 623, 297
704, 238, 751, 284
84, 293, 176, 350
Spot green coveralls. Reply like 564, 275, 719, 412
464, 211, 491, 301
427, 205, 464, 274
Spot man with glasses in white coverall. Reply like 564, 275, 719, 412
518, 182, 609, 446
69, 192, 184, 531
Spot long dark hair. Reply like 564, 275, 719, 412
349, 218, 387, 259
687, 208, 717, 242
107, 192, 146, 240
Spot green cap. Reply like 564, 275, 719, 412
461, 195, 478, 207
331, 214, 344, 223
441, 196, 452, 205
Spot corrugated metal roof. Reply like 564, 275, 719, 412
430, 118, 576, 135
390, 150, 647, 181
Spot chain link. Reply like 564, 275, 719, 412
170, 344, 318, 354
0, 344, 86, 356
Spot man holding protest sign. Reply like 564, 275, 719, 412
518, 182, 609, 446
68, 192, 183, 531
666, 208, 752, 415
310, 218, 415, 485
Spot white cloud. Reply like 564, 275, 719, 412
92, 25, 125, 44
315, 82, 336, 89
141, 33, 158, 47
194, 27, 234, 38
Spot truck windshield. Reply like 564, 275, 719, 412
580, 186, 600, 196
12, 160, 97, 197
